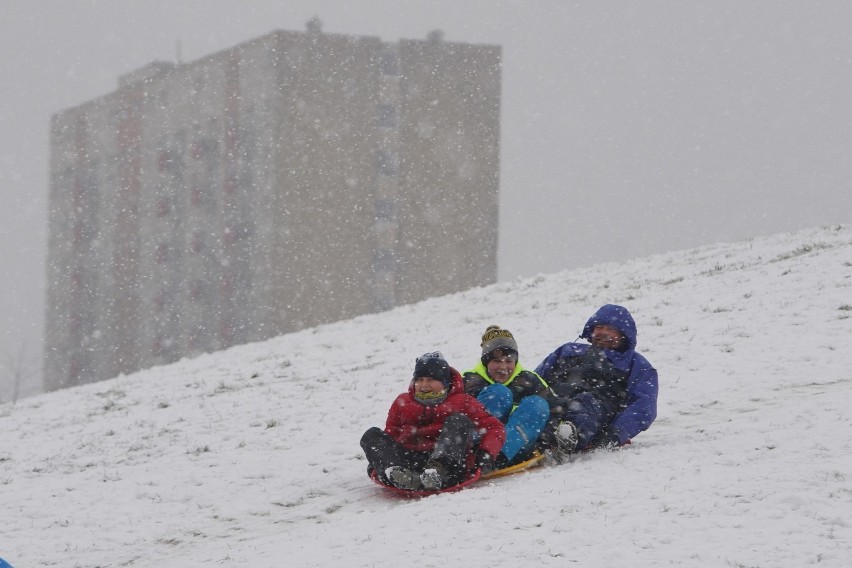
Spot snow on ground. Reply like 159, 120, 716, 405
2, 224, 851, 568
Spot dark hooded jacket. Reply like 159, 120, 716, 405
384, 367, 506, 458
534, 304, 658, 445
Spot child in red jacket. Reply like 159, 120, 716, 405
360, 352, 506, 491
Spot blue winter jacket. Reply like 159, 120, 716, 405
534, 304, 658, 445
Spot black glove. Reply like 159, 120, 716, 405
598, 425, 621, 448
537, 428, 555, 450
475, 449, 496, 474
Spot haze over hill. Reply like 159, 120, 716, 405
2, 224, 851, 567
4, 2, 852, 398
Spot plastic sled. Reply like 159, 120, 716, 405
481, 451, 545, 480
370, 467, 482, 497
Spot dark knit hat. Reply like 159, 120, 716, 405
413, 351, 451, 387
480, 325, 519, 363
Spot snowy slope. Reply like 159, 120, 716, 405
2, 225, 851, 568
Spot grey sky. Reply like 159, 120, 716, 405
3, 1, 851, 397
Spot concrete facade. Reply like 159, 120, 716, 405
44, 24, 501, 390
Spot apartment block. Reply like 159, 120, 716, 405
44, 23, 500, 390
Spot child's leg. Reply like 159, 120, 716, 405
561, 393, 609, 450
430, 414, 476, 485
477, 383, 514, 421
500, 395, 550, 463
360, 427, 427, 482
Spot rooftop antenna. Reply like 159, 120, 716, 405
306, 16, 323, 34
427, 29, 444, 42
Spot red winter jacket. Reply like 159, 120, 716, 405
385, 367, 506, 458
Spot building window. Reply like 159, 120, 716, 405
68, 313, 82, 334
190, 140, 205, 160
376, 150, 397, 176
153, 288, 168, 312
155, 243, 169, 263
157, 149, 182, 173
220, 272, 235, 295
376, 104, 397, 128
373, 248, 395, 272
190, 137, 218, 160
378, 50, 398, 75
157, 151, 171, 171
375, 198, 395, 222
190, 232, 205, 254
152, 334, 167, 356
190, 185, 206, 205
188, 325, 207, 349
189, 279, 205, 301
155, 197, 171, 217
72, 222, 84, 245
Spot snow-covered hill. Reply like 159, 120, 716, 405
3, 225, 851, 568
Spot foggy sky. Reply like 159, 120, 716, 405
3, 1, 851, 397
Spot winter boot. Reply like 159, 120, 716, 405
420, 459, 449, 491
385, 466, 422, 490
553, 421, 579, 460
494, 451, 511, 471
